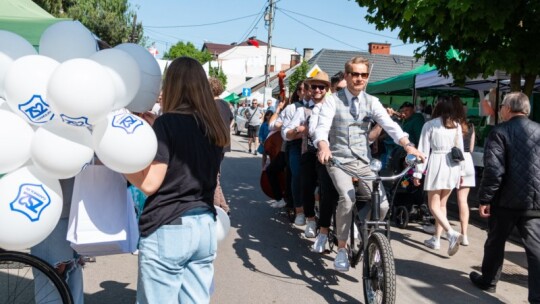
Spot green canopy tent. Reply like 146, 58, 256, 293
223, 92, 241, 103
367, 64, 437, 96
0, 0, 68, 48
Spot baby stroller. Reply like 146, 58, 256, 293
385, 148, 433, 229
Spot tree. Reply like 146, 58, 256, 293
209, 66, 227, 89
288, 60, 310, 94
163, 42, 213, 63
33, 0, 144, 46
355, 0, 540, 96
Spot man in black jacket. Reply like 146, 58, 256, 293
470, 92, 540, 303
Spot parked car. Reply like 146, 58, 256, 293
234, 107, 249, 135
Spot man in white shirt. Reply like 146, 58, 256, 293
312, 56, 424, 272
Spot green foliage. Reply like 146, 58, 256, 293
33, 0, 144, 46
163, 42, 213, 63
209, 66, 227, 88
288, 61, 310, 94
355, 0, 540, 96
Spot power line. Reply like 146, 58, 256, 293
277, 7, 401, 41
277, 9, 367, 51
144, 13, 260, 28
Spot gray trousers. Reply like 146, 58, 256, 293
327, 160, 389, 241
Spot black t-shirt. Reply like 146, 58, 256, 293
139, 113, 222, 237
216, 99, 233, 153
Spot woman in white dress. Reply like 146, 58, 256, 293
413, 96, 464, 256
453, 96, 475, 247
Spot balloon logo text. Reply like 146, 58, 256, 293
9, 183, 51, 222
112, 113, 143, 134
18, 95, 55, 124
60, 114, 90, 127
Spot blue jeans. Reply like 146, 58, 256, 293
287, 144, 302, 208
31, 218, 85, 304
137, 208, 217, 304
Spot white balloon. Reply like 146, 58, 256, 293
47, 58, 115, 127
93, 112, 157, 174
215, 206, 231, 243
0, 109, 34, 174
114, 43, 161, 113
4, 55, 59, 125
31, 120, 94, 179
0, 165, 62, 250
0, 30, 37, 99
90, 49, 141, 110
39, 21, 98, 62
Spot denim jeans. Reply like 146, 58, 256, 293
287, 143, 302, 208
137, 208, 217, 304
31, 218, 85, 304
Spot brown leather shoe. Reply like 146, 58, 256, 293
469, 271, 496, 293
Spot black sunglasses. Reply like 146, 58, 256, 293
310, 84, 327, 91
348, 72, 370, 79
336, 86, 346, 92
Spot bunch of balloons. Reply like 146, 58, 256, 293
0, 21, 161, 250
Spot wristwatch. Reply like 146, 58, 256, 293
404, 142, 415, 149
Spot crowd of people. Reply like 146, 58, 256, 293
28, 55, 540, 303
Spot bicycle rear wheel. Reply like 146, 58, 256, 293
363, 232, 396, 304
0, 250, 73, 304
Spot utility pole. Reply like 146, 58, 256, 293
264, 0, 274, 88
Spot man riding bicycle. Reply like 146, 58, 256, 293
311, 56, 425, 272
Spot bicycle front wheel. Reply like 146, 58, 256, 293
363, 232, 396, 304
0, 250, 73, 304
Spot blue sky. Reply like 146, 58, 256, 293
128, 0, 423, 59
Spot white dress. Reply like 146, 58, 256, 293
416, 118, 464, 191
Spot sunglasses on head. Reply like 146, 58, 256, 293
310, 84, 327, 91
348, 72, 370, 79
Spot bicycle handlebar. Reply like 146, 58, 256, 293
329, 155, 421, 182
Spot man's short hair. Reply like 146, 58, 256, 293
503, 92, 530, 115
331, 71, 345, 86
399, 102, 414, 110
345, 56, 370, 73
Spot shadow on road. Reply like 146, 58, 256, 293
86, 281, 136, 304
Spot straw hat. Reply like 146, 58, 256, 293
306, 70, 331, 87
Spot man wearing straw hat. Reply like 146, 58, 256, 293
311, 56, 424, 271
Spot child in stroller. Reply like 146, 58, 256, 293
386, 148, 433, 229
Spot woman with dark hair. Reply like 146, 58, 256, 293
413, 96, 464, 256
125, 56, 230, 303
452, 96, 475, 246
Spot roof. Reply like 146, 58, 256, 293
202, 38, 269, 55
0, 0, 68, 47
306, 49, 425, 83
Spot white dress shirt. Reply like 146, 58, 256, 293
312, 88, 408, 147
282, 100, 315, 141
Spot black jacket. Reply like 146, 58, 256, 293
478, 116, 540, 216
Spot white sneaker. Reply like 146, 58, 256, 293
334, 248, 350, 272
312, 233, 328, 253
461, 235, 469, 246
423, 236, 441, 250
270, 200, 286, 208
447, 231, 463, 256
294, 213, 306, 226
304, 220, 317, 238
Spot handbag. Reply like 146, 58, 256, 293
450, 127, 465, 162
66, 164, 138, 256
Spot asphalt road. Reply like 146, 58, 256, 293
82, 134, 528, 304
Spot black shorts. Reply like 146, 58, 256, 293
248, 125, 260, 138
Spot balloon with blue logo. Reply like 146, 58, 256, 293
92, 112, 157, 174
0, 109, 34, 174
31, 120, 94, 179
0, 30, 37, 99
114, 43, 161, 113
39, 21, 98, 63
0, 165, 62, 250
47, 58, 115, 127
4, 55, 59, 125
89, 48, 141, 110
